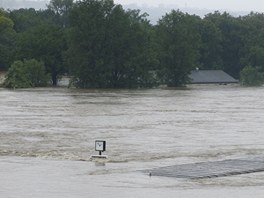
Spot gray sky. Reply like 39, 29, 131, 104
114, 0, 264, 12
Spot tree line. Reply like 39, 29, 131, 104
1, 0, 264, 88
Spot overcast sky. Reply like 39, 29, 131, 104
114, 0, 264, 12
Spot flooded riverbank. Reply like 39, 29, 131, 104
1, 84, 264, 197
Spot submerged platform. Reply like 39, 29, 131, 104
144, 157, 264, 179
90, 155, 108, 162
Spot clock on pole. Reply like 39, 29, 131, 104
90, 140, 108, 161
95, 140, 106, 154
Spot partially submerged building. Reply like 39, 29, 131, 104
189, 69, 238, 84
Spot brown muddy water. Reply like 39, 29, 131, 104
1, 84, 264, 197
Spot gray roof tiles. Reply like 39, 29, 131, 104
189, 70, 238, 84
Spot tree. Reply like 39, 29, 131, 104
240, 65, 264, 86
9, 8, 67, 86
156, 10, 201, 87
66, 0, 157, 88
4, 59, 49, 88
199, 18, 223, 69
204, 11, 245, 79
0, 10, 16, 69
240, 13, 264, 73
47, 0, 73, 27
9, 8, 44, 33
16, 23, 66, 85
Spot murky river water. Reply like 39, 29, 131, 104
1, 84, 264, 197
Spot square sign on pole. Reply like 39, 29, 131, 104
90, 140, 108, 160
95, 140, 106, 155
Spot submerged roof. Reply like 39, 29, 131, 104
189, 70, 238, 84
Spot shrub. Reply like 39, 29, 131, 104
4, 59, 49, 88
240, 66, 264, 86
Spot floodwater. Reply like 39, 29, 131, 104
1, 84, 264, 197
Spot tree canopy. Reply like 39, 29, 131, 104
2, 1, 264, 88
3, 59, 49, 88
0, 10, 16, 70
240, 65, 264, 86
156, 10, 201, 86
9, 7, 67, 86
66, 0, 157, 88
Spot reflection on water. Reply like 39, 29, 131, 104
1, 85, 264, 197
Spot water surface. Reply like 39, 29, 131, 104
1, 85, 264, 197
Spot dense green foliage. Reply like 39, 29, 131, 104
9, 7, 68, 86
4, 59, 49, 88
240, 66, 264, 86
16, 23, 66, 85
47, 0, 73, 27
0, 9, 16, 69
2, 1, 264, 88
156, 10, 201, 86
66, 0, 157, 88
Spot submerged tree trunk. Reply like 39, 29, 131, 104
52, 72, 58, 86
